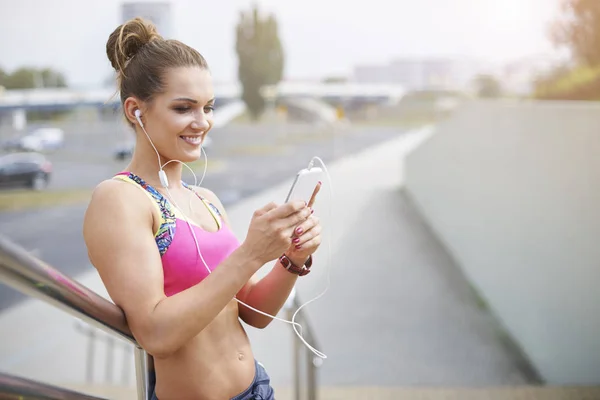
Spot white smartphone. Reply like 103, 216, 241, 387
285, 167, 324, 205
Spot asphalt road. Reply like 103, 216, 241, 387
0, 121, 405, 311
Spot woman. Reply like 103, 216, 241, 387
83, 17, 321, 400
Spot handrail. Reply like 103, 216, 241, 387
0, 371, 108, 400
285, 288, 322, 400
0, 234, 150, 400
0, 233, 322, 400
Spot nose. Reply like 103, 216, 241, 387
191, 114, 210, 132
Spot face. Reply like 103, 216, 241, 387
130, 66, 215, 163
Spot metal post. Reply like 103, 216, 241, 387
289, 308, 301, 400
86, 329, 96, 384
307, 355, 317, 400
105, 337, 115, 384
122, 344, 132, 386
134, 346, 149, 400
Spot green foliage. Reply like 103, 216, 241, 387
537, 0, 600, 100
0, 66, 67, 90
473, 74, 503, 98
534, 64, 600, 100
0, 68, 6, 88
551, 0, 600, 66
322, 76, 348, 84
235, 5, 284, 120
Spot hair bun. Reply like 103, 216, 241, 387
106, 17, 162, 75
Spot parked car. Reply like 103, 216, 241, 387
113, 137, 212, 160
1, 128, 65, 152
114, 141, 134, 161
0, 152, 52, 190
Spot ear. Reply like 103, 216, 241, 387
123, 97, 143, 126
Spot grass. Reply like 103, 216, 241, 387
186, 158, 227, 171
222, 144, 290, 156
352, 114, 440, 128
0, 188, 92, 212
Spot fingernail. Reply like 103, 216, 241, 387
296, 227, 303, 234
295, 245, 302, 250
293, 238, 300, 244
310, 209, 314, 214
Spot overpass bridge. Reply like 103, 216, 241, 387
0, 81, 405, 130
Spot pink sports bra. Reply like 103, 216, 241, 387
114, 172, 241, 297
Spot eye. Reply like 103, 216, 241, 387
174, 106, 191, 113
204, 105, 214, 113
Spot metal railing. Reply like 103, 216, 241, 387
0, 233, 322, 399
285, 290, 323, 400
0, 235, 151, 400
0, 372, 108, 400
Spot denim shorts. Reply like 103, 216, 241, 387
151, 359, 274, 400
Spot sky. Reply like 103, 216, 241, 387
0, 0, 563, 89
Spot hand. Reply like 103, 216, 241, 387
241, 200, 312, 265
285, 214, 322, 265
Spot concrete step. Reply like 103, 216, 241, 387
62, 384, 600, 400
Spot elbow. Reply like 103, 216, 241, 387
254, 321, 272, 329
143, 341, 177, 359
245, 315, 274, 330
135, 329, 181, 359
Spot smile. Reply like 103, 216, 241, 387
179, 135, 203, 146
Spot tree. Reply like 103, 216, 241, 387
40, 68, 67, 88
235, 5, 284, 120
1, 67, 67, 89
322, 76, 348, 84
473, 74, 503, 98
0, 67, 6, 88
550, 0, 600, 66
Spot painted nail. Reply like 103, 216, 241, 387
310, 209, 314, 214
296, 227, 303, 234
295, 245, 302, 250
293, 238, 300, 244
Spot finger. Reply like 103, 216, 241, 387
307, 182, 322, 209
284, 206, 312, 229
292, 216, 320, 237
256, 201, 278, 217
268, 200, 306, 219
294, 232, 322, 249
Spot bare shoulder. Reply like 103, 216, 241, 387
83, 178, 155, 255
85, 179, 152, 225
83, 178, 165, 322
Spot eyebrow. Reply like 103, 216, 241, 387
172, 97, 215, 104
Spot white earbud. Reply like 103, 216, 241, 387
134, 109, 143, 125
134, 108, 169, 188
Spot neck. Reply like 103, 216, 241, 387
127, 139, 184, 189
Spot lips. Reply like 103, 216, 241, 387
179, 135, 203, 145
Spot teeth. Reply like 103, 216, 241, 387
181, 136, 202, 145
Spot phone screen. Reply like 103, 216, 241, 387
285, 167, 323, 204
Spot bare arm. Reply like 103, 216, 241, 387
236, 259, 305, 329
83, 180, 261, 359
198, 187, 306, 329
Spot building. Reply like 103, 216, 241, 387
353, 57, 482, 92
121, 2, 173, 38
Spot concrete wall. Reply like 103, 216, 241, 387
403, 100, 600, 385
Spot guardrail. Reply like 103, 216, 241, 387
0, 233, 322, 399
0, 235, 150, 400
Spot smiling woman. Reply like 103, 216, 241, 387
82, 16, 321, 400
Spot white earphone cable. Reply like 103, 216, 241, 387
135, 114, 331, 359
